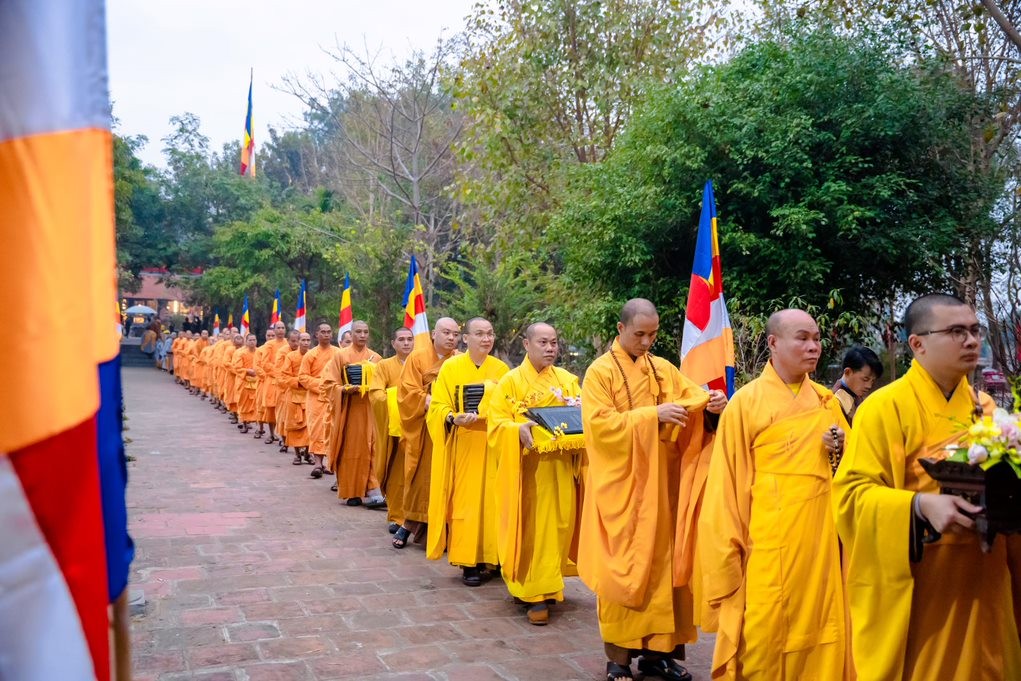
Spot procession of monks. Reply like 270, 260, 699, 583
165, 293, 1021, 681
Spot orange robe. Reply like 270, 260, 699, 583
579, 339, 714, 654
253, 342, 272, 422
699, 361, 849, 680
259, 338, 288, 424
299, 344, 342, 458
369, 355, 406, 524
280, 349, 309, 448
232, 347, 258, 421
272, 344, 295, 434
171, 338, 183, 377
211, 339, 231, 400
199, 344, 215, 392
323, 345, 382, 498
398, 346, 456, 524
221, 345, 238, 411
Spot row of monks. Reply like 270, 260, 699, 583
166, 294, 1020, 681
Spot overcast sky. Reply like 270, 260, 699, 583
108, 1, 475, 168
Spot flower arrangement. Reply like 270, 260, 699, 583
945, 407, 1021, 477
550, 387, 581, 408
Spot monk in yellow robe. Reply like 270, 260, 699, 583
191, 330, 210, 396
580, 298, 726, 681
368, 327, 415, 532
224, 333, 244, 421
394, 317, 461, 549
699, 309, 850, 681
426, 317, 509, 584
299, 322, 342, 479
274, 329, 300, 454
232, 333, 259, 430
175, 332, 191, 385
488, 322, 582, 625
281, 332, 312, 459
322, 320, 385, 505
833, 294, 1021, 681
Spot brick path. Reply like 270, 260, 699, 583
125, 367, 713, 681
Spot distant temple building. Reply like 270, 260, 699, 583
120, 268, 204, 326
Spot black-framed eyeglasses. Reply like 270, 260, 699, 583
915, 325, 985, 343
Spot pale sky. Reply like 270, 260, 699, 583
107, 1, 475, 168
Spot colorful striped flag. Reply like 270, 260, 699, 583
338, 273, 353, 341
227, 311, 234, 329
213, 310, 221, 337
240, 70, 255, 177
241, 295, 251, 336
402, 255, 430, 349
680, 180, 736, 396
295, 280, 307, 333
271, 289, 282, 326
0, 2, 130, 678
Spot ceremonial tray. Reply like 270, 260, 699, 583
525, 406, 584, 435
919, 457, 1021, 552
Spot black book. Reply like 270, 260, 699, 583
525, 406, 584, 435
456, 383, 486, 413
344, 364, 363, 386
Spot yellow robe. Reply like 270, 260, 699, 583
398, 346, 456, 524
199, 344, 215, 392
232, 348, 259, 422
273, 344, 295, 435
488, 358, 582, 602
280, 349, 309, 448
833, 360, 1021, 681
323, 345, 382, 498
221, 346, 239, 410
579, 339, 713, 654
425, 353, 510, 565
299, 344, 341, 458
699, 361, 849, 680
369, 355, 406, 524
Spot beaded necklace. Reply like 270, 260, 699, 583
609, 348, 664, 410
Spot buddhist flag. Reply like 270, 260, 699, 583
227, 311, 234, 329
271, 289, 281, 326
295, 280, 307, 333
240, 70, 255, 177
0, 2, 132, 679
338, 273, 353, 341
680, 180, 736, 396
241, 295, 251, 336
213, 310, 221, 337
402, 255, 430, 349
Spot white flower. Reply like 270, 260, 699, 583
968, 444, 989, 464
993, 408, 1013, 428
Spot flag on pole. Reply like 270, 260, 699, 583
402, 255, 430, 349
241, 295, 250, 336
271, 289, 281, 326
680, 180, 736, 396
295, 280, 307, 333
213, 310, 221, 337
240, 70, 255, 177
337, 273, 353, 341
227, 311, 234, 329
0, 2, 130, 678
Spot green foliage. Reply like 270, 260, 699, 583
552, 28, 1001, 360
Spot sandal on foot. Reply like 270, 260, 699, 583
331, 484, 339, 492
239, 424, 251, 434
292, 454, 303, 465
392, 526, 412, 549
253, 430, 265, 439
264, 435, 276, 444
388, 522, 400, 534
526, 603, 549, 625
636, 657, 690, 681
364, 497, 386, 510
279, 444, 289, 453
462, 566, 482, 587
605, 662, 633, 681
304, 454, 314, 464
310, 467, 324, 479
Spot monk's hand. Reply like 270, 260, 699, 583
425, 395, 432, 409
823, 427, 845, 453
706, 390, 728, 414
453, 413, 478, 427
519, 421, 536, 449
657, 403, 688, 426
342, 384, 359, 393
917, 493, 982, 533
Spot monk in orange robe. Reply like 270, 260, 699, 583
369, 327, 415, 532
393, 317, 461, 548
211, 333, 233, 410
199, 338, 215, 399
299, 322, 342, 479
251, 330, 273, 439
323, 320, 385, 505
274, 329, 301, 454
232, 334, 259, 431
191, 330, 210, 396
175, 331, 192, 385
224, 333, 244, 422
281, 332, 312, 460
257, 322, 288, 444
580, 298, 726, 681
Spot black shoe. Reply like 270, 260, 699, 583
345, 497, 361, 506
605, 662, 633, 681
330, 483, 338, 492
462, 566, 482, 587
388, 522, 400, 534
636, 657, 690, 681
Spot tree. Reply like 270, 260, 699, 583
551, 29, 1001, 359
113, 133, 164, 289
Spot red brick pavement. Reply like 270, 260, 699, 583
125, 367, 714, 680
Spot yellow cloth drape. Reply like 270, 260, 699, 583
322, 346, 382, 498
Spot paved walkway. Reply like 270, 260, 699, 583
125, 367, 713, 681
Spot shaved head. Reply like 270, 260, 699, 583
434, 317, 458, 332
525, 322, 556, 340
766, 309, 821, 382
392, 327, 413, 341
903, 293, 970, 337
620, 298, 658, 326
464, 317, 489, 335
433, 317, 460, 355
766, 309, 817, 338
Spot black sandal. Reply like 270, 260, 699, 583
605, 661, 633, 681
292, 453, 303, 465
392, 526, 411, 549
310, 466, 324, 479
636, 656, 690, 681
388, 522, 400, 534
